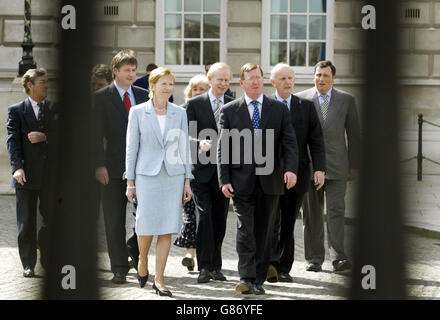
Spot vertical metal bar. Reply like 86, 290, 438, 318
350, 0, 406, 299
18, 0, 37, 76
43, 0, 98, 299
417, 114, 423, 181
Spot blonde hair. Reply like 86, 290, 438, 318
21, 68, 47, 94
207, 62, 232, 79
184, 74, 210, 101
148, 67, 175, 99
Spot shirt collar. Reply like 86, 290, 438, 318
28, 96, 44, 108
114, 80, 134, 99
208, 89, 224, 104
244, 93, 263, 106
275, 92, 292, 105
316, 87, 332, 99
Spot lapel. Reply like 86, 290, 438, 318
132, 86, 146, 105
202, 93, 217, 129
311, 90, 324, 125
109, 83, 128, 123
290, 94, 300, 123
163, 102, 177, 146
324, 88, 340, 126
236, 96, 253, 130
259, 95, 271, 130
144, 100, 164, 148
23, 97, 39, 130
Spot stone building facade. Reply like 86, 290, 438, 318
0, 0, 439, 184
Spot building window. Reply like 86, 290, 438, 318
157, 0, 226, 73
262, 0, 334, 74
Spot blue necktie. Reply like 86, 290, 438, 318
283, 99, 289, 110
251, 100, 260, 130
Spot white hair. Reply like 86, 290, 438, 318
270, 63, 295, 80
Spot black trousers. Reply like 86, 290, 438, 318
232, 180, 279, 285
271, 189, 305, 273
101, 178, 129, 275
16, 187, 53, 269
192, 176, 229, 272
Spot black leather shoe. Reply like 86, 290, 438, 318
197, 268, 212, 283
306, 263, 322, 272
235, 280, 253, 294
153, 282, 172, 297
111, 272, 126, 284
210, 270, 227, 281
333, 259, 352, 272
278, 272, 294, 282
182, 257, 195, 271
266, 264, 278, 283
128, 253, 139, 271
23, 267, 34, 278
253, 283, 265, 295
137, 271, 149, 288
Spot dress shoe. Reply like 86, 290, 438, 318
128, 253, 139, 271
253, 284, 265, 295
235, 280, 254, 294
210, 270, 227, 281
197, 268, 212, 283
266, 264, 278, 283
181, 257, 195, 271
111, 272, 126, 284
333, 259, 352, 272
278, 272, 293, 283
137, 271, 149, 288
153, 282, 172, 297
306, 263, 322, 272
23, 267, 34, 278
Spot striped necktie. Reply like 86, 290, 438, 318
213, 98, 221, 124
321, 94, 329, 121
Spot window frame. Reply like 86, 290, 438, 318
261, 0, 334, 77
155, 0, 227, 75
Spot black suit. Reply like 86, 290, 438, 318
185, 93, 233, 273
93, 83, 148, 275
270, 94, 326, 274
217, 95, 298, 285
6, 97, 59, 269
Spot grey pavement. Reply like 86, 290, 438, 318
0, 174, 440, 300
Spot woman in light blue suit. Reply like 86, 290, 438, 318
125, 67, 193, 296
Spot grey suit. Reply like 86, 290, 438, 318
296, 87, 360, 264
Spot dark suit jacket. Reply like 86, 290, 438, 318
93, 83, 149, 179
272, 94, 326, 193
185, 92, 234, 183
217, 95, 298, 196
6, 98, 59, 190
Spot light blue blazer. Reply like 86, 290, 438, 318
124, 100, 194, 180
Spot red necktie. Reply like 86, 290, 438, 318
123, 91, 131, 113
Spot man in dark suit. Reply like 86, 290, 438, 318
93, 49, 148, 284
6, 68, 58, 278
185, 62, 233, 284
296, 60, 361, 273
267, 63, 326, 283
217, 63, 298, 295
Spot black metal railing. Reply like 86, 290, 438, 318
401, 114, 440, 181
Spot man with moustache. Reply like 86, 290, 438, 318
6, 68, 59, 277
185, 62, 233, 283
267, 63, 325, 282
93, 49, 149, 284
217, 63, 298, 295
296, 60, 361, 273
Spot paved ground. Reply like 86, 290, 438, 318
1, 174, 440, 300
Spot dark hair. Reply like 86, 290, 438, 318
146, 63, 158, 72
21, 68, 47, 94
111, 49, 137, 78
314, 60, 336, 76
91, 64, 112, 83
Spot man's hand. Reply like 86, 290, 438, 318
199, 139, 212, 152
284, 171, 297, 190
314, 171, 325, 190
27, 131, 46, 144
348, 168, 358, 181
95, 166, 109, 185
222, 184, 235, 198
13, 169, 26, 186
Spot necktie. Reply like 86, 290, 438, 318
282, 99, 289, 110
123, 91, 131, 113
251, 100, 260, 130
213, 98, 221, 124
37, 103, 43, 122
321, 94, 329, 121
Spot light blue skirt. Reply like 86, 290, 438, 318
135, 165, 184, 236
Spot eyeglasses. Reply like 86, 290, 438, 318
244, 76, 263, 82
